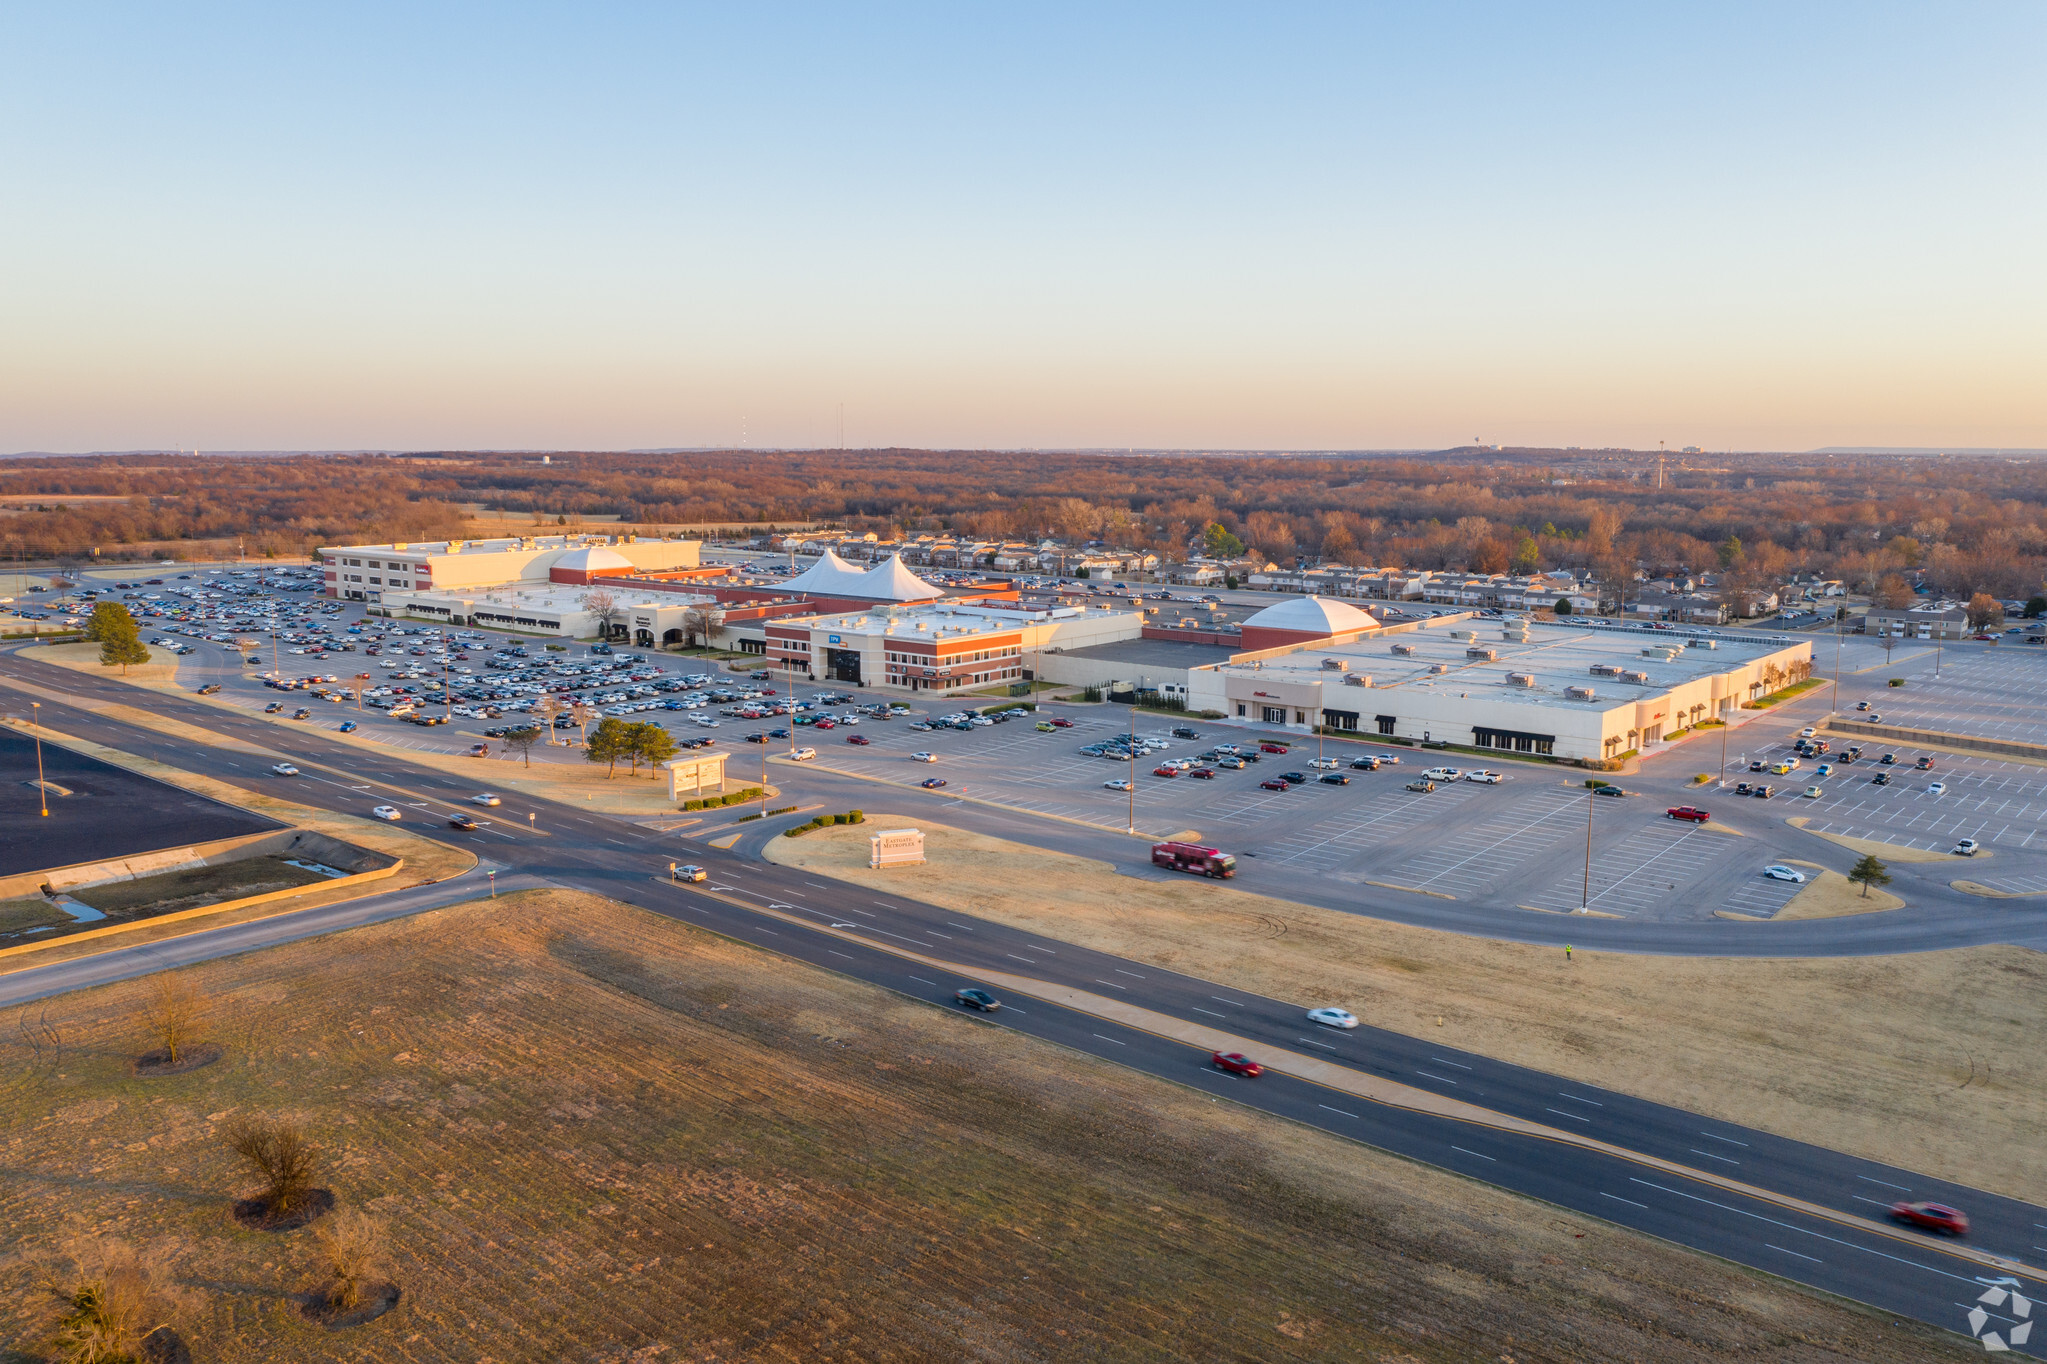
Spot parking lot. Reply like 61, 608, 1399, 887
1845, 648, 2047, 747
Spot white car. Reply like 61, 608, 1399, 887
1799, 727, 1818, 739
1422, 766, 1462, 781
1306, 1007, 1359, 1029
1104, 778, 1135, 791
1801, 785, 1824, 798
1463, 770, 1503, 784
1308, 757, 1341, 770
471, 793, 502, 806
1927, 781, 1946, 795
1953, 838, 1981, 856
370, 805, 402, 822
1375, 753, 1401, 764
269, 762, 300, 776
791, 746, 817, 761
911, 752, 937, 763
1763, 864, 1807, 883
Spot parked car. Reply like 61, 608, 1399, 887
1217, 756, 1246, 770
1927, 781, 1946, 795
1151, 765, 1181, 778
1889, 1201, 1968, 1236
1463, 770, 1503, 784
1734, 782, 1752, 795
1278, 770, 1310, 784
1879, 752, 1897, 764
263, 701, 284, 713
1666, 806, 1710, 823
955, 987, 1000, 1012
1592, 784, 1628, 798
1871, 771, 1892, 785
1189, 767, 1217, 779
1349, 756, 1380, 771
1306, 1007, 1359, 1029
1260, 778, 1291, 791
1318, 772, 1351, 785
1802, 785, 1824, 798
1748, 760, 1766, 772
1404, 778, 1435, 793
1259, 742, 1289, 754
1049, 717, 1074, 728
1763, 864, 1806, 882
1308, 757, 1340, 770
1211, 1051, 1263, 1077
1104, 778, 1135, 791
1915, 755, 1935, 770
1374, 753, 1401, 764
1753, 784, 1775, 798
1422, 766, 1462, 781
920, 777, 948, 789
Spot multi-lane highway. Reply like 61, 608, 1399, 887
2, 648, 2041, 1350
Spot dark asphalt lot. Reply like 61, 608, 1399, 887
1, 647, 2040, 1350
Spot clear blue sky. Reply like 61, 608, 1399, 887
2, 4, 2041, 452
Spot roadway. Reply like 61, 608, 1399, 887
0, 647, 2040, 1350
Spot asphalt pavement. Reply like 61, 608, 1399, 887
1, 645, 2041, 1349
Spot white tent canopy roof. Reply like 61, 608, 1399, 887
782, 549, 944, 602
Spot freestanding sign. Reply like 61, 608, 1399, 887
869, 828, 925, 869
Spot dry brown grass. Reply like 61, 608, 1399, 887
1772, 863, 1906, 919
769, 814, 2047, 1206
32, 640, 184, 686
0, 889, 1971, 1362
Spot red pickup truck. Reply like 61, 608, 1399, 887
1666, 806, 1711, 823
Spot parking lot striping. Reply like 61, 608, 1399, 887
1601, 1192, 1649, 1209
1388, 788, 1589, 889
1450, 1145, 1497, 1161
1690, 1148, 1742, 1166
1558, 1092, 1603, 1105
1766, 1244, 1825, 1263
1319, 1104, 1361, 1119
1415, 1070, 1459, 1085
1544, 1107, 1591, 1122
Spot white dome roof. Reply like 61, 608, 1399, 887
1241, 595, 1378, 635
554, 545, 634, 573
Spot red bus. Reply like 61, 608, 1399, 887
1151, 841, 1236, 878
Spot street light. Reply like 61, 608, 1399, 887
1127, 705, 1137, 834
31, 701, 47, 817
1579, 781, 1595, 911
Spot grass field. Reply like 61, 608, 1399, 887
0, 889, 1969, 1363
767, 815, 2047, 1207
32, 639, 184, 685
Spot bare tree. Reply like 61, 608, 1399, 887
681, 604, 725, 651
582, 589, 622, 641
309, 1208, 388, 1312
569, 700, 595, 745
47, 1236, 185, 1364
534, 693, 560, 739
140, 974, 206, 1065
221, 1114, 319, 1219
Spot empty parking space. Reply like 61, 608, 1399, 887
1379, 787, 1587, 896
1523, 819, 1724, 918
1716, 873, 1806, 919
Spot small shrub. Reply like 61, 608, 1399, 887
140, 973, 207, 1065
221, 1114, 318, 1219
848, 809, 864, 823
48, 1237, 184, 1364
1888, 678, 1904, 687
1691, 773, 1713, 785
682, 799, 702, 811
310, 1208, 387, 1312
736, 813, 761, 822
766, 805, 797, 815
782, 826, 802, 837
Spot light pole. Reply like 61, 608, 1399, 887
1127, 705, 1137, 834
1579, 781, 1595, 912
31, 701, 47, 817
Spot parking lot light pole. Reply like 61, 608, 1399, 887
1579, 781, 1594, 911
1128, 706, 1137, 834
31, 701, 47, 816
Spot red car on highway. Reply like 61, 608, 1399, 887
1666, 806, 1711, 823
1889, 1201, 1968, 1236
1212, 1051, 1262, 1077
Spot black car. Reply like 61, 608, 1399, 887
1279, 770, 1310, 784
1349, 756, 1380, 770
954, 987, 1000, 1012
195, 683, 221, 694
1754, 784, 1774, 798
1734, 781, 1753, 795
1318, 773, 1351, 786
1593, 784, 1628, 798
448, 814, 479, 830
745, 732, 770, 743
1171, 726, 1199, 739
1872, 771, 1892, 785
1879, 752, 1897, 764
1749, 760, 1767, 772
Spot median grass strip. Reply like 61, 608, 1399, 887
769, 814, 2047, 1207
0, 889, 1969, 1363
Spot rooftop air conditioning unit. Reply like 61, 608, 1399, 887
1622, 669, 1651, 684
1390, 642, 1416, 656
1465, 647, 1497, 661
1566, 685, 1597, 700
1590, 663, 1624, 677
1450, 629, 1473, 641
1428, 662, 1452, 675
1506, 672, 1537, 687
1343, 673, 1371, 687
1321, 657, 1348, 671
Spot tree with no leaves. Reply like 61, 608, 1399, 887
1847, 853, 1892, 899
309, 1208, 389, 1312
569, 700, 596, 745
141, 973, 207, 1065
501, 726, 542, 767
582, 588, 622, 641
46, 1236, 186, 1364
221, 1114, 319, 1218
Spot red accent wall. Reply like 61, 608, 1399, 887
1237, 625, 1336, 651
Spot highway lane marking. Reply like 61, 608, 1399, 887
1092, 1034, 1126, 1045
1859, 1175, 1913, 1192
1852, 1196, 1894, 1210
1319, 1103, 1360, 1119
1450, 1145, 1496, 1162
1113, 967, 1144, 978
1415, 1070, 1458, 1085
1093, 979, 1128, 991
1211, 996, 1242, 1007
1429, 1057, 1471, 1069
923, 929, 953, 939
1006, 954, 1038, 965
1024, 943, 1059, 953
1601, 1192, 1648, 1209
946, 922, 976, 932
1629, 1178, 1984, 1285
1690, 1148, 1742, 1166
1558, 1092, 1603, 1105
828, 950, 855, 960
1544, 1107, 1590, 1122
1296, 1037, 1338, 1051
807, 883, 828, 889
1699, 1132, 1750, 1146
909, 976, 936, 986
1192, 1007, 1225, 1018
1766, 1244, 1825, 1263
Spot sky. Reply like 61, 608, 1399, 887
2, 4, 2043, 454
